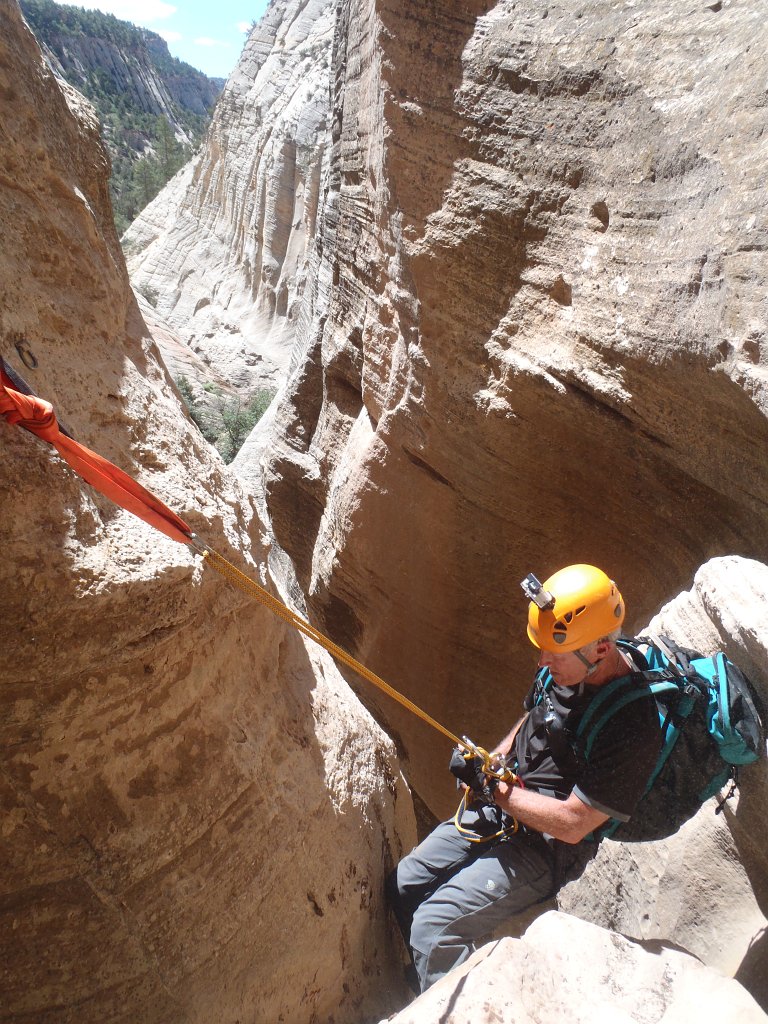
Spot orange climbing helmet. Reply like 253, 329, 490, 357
523, 564, 625, 652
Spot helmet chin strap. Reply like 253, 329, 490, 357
573, 649, 598, 676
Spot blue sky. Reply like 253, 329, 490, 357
73, 0, 272, 79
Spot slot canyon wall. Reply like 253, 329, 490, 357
264, 0, 768, 819
127, 0, 768, 1008
0, 3, 415, 1022
4, 0, 768, 1019
130, 0, 768, 819
239, 0, 768, 819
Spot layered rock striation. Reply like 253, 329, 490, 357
124, 0, 335, 395
243, 0, 768, 824
0, 4, 415, 1022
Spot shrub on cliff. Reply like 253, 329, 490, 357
176, 376, 274, 463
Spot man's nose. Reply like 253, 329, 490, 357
538, 649, 554, 668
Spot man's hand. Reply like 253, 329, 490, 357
448, 747, 492, 797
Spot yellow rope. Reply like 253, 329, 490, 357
193, 537, 522, 838
194, 540, 463, 747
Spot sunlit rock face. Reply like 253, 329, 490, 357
124, 0, 335, 395
0, 4, 415, 1023
384, 911, 768, 1024
251, 0, 768, 820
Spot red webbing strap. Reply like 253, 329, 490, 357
0, 367, 193, 546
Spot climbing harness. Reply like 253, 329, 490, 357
452, 788, 519, 844
1, 359, 519, 831
450, 738, 523, 843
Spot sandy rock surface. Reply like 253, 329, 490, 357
0, 4, 415, 1022
385, 911, 768, 1024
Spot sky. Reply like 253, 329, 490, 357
72, 0, 272, 79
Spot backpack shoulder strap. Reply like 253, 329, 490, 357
616, 636, 651, 670
577, 636, 694, 761
577, 674, 660, 760
525, 667, 554, 710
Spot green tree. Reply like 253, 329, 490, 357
175, 377, 274, 463
175, 375, 218, 445
134, 156, 158, 208
216, 390, 274, 463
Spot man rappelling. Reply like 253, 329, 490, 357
387, 564, 663, 992
3, 363, 761, 1001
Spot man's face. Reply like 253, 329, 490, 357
537, 647, 591, 687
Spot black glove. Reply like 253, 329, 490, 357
449, 747, 489, 795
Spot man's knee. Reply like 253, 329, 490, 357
408, 894, 454, 958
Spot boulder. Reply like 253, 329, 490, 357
384, 910, 767, 1024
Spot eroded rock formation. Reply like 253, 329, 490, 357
129, 7, 768, 1005
7, 0, 768, 1019
245, 0, 768, 824
0, 4, 415, 1022
124, 0, 335, 395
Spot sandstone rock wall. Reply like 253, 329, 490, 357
124, 0, 335, 396
250, 0, 768, 819
0, 4, 415, 1022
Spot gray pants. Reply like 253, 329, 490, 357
387, 807, 555, 992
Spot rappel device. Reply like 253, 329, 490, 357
0, 357, 517, 800
450, 736, 523, 844
451, 735, 518, 792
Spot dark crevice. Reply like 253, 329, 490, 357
403, 448, 454, 489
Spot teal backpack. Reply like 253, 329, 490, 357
576, 634, 766, 841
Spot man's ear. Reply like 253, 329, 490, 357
594, 639, 611, 660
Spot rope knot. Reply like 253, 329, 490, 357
1, 385, 60, 443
